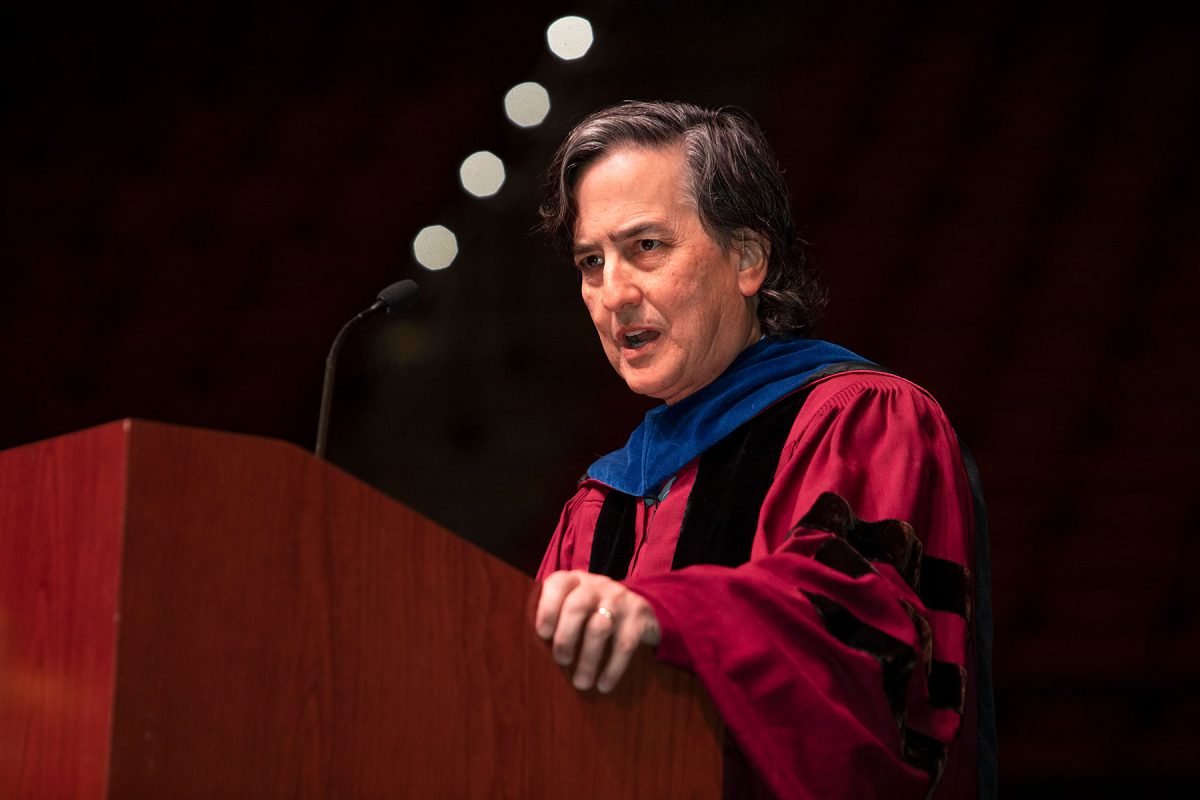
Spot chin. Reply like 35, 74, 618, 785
619, 371, 672, 401
617, 371, 655, 397
621, 380, 655, 398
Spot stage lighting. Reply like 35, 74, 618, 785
459, 151, 506, 198
413, 225, 458, 271
504, 82, 551, 128
546, 16, 593, 60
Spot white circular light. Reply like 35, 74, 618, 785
458, 150, 506, 198
546, 16, 593, 60
504, 82, 551, 128
412, 225, 458, 271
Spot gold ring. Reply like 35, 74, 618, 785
596, 606, 615, 621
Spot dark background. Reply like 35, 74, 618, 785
3, 2, 1197, 794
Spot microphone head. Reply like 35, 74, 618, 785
377, 279, 419, 313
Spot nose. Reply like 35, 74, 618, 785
600, 257, 642, 312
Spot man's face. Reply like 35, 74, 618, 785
571, 146, 766, 404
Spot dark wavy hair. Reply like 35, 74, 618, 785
539, 101, 826, 336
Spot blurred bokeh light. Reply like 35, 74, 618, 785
412, 225, 458, 271
458, 150, 506, 198
504, 82, 551, 128
546, 16, 593, 61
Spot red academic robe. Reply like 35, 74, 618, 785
537, 370, 980, 799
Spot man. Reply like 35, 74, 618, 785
532, 102, 995, 799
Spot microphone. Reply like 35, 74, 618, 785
314, 279, 420, 459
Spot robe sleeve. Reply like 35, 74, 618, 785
623, 373, 977, 800
536, 484, 605, 577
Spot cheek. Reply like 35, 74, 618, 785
581, 287, 603, 320
662, 277, 710, 324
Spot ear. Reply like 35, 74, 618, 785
735, 229, 769, 297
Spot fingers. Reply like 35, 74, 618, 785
594, 603, 661, 693
594, 614, 642, 693
553, 580, 613, 668
536, 570, 602, 667
534, 570, 582, 640
571, 605, 616, 690
533, 571, 660, 693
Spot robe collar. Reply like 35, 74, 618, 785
586, 337, 872, 497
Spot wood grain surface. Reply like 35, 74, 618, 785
0, 421, 129, 800
2, 420, 722, 798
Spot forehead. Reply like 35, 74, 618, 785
571, 145, 697, 242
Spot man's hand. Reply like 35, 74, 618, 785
534, 570, 661, 693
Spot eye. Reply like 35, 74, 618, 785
577, 254, 603, 272
637, 239, 661, 252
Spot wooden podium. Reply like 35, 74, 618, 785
0, 421, 721, 798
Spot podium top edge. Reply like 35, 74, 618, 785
1, 418, 314, 460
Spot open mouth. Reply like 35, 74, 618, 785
623, 330, 660, 349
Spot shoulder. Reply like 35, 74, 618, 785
797, 369, 952, 425
779, 369, 961, 455
756, 367, 974, 557
804, 369, 942, 409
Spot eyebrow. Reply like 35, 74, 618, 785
572, 221, 671, 256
